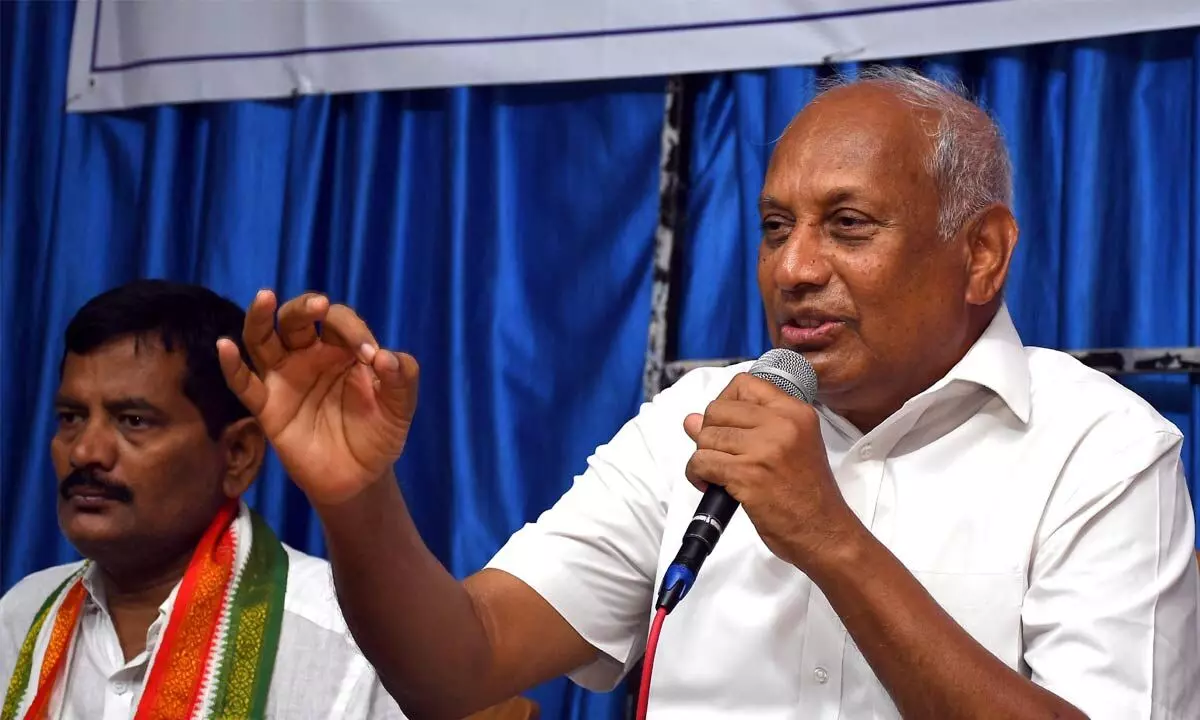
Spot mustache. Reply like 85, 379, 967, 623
59, 469, 134, 503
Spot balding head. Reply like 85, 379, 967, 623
757, 68, 1018, 431
810, 67, 1013, 240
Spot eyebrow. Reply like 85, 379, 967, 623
759, 195, 787, 211
53, 395, 166, 416
107, 398, 166, 415
759, 188, 873, 210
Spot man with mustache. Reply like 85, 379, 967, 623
0, 280, 405, 719
221, 67, 1200, 719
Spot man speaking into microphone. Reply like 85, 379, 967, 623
219, 68, 1200, 719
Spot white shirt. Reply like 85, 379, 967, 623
488, 305, 1200, 719
0, 546, 405, 720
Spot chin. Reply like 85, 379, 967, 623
793, 349, 863, 398
59, 508, 132, 555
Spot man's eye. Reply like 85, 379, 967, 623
760, 217, 792, 243
120, 415, 150, 430
829, 211, 876, 237
56, 411, 82, 426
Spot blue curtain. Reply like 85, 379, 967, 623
681, 30, 1200, 535
4, 1, 1199, 718
1, 1, 662, 717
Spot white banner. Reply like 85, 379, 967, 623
67, 0, 1200, 113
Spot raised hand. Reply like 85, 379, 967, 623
216, 290, 420, 505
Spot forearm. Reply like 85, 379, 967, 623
807, 527, 1085, 720
313, 472, 497, 719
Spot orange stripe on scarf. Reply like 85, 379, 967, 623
22, 581, 86, 720
133, 500, 238, 720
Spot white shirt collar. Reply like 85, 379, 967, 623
928, 303, 1031, 424
80, 562, 181, 623
817, 303, 1031, 438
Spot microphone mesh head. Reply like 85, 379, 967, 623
749, 349, 818, 404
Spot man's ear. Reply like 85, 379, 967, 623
964, 204, 1019, 306
220, 416, 266, 499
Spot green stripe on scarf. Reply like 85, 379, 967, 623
2, 569, 85, 720
207, 511, 288, 719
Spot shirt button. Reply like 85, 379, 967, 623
113, 681, 130, 695
813, 667, 829, 684
859, 443, 873, 460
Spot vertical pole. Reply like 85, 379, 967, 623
642, 75, 690, 402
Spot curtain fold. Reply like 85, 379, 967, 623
3, 3, 1199, 720
680, 29, 1200, 533
1, 3, 663, 717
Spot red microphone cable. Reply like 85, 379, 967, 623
635, 607, 669, 720
638, 569, 691, 720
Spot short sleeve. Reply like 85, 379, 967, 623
486, 367, 727, 691
1022, 418, 1200, 719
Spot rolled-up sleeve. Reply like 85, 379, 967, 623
1023, 423, 1200, 719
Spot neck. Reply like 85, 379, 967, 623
100, 558, 189, 609
836, 307, 997, 434
97, 553, 191, 661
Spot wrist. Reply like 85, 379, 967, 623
795, 512, 875, 585
310, 467, 402, 522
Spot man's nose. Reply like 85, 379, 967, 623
773, 224, 833, 292
68, 418, 118, 471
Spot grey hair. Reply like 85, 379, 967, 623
814, 66, 1013, 240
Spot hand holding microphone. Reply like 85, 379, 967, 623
657, 350, 860, 611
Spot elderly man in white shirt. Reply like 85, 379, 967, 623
0, 280, 403, 720
219, 67, 1200, 719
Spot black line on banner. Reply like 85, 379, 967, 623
87, 0, 1008, 73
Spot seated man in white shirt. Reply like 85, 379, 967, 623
0, 280, 404, 720
218, 67, 1200, 719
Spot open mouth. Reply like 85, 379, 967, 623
780, 317, 844, 348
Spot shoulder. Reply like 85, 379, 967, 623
271, 546, 405, 716
1025, 347, 1182, 441
639, 361, 751, 420
280, 545, 352, 636
1023, 348, 1186, 532
1, 562, 87, 649
1, 562, 86, 617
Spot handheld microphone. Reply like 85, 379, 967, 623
656, 349, 818, 613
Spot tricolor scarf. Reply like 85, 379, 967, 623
2, 500, 288, 720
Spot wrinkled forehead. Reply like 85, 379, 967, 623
58, 335, 188, 404
764, 85, 939, 202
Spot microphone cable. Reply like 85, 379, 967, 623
635, 607, 668, 720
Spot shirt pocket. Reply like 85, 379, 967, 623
911, 570, 1026, 670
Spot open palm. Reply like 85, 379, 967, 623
217, 291, 420, 505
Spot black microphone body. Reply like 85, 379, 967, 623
656, 349, 819, 612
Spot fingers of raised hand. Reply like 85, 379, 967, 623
217, 337, 267, 416
277, 293, 330, 352
243, 290, 286, 372
321, 304, 380, 363
373, 350, 421, 423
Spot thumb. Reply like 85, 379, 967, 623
683, 413, 703, 442
371, 348, 420, 422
